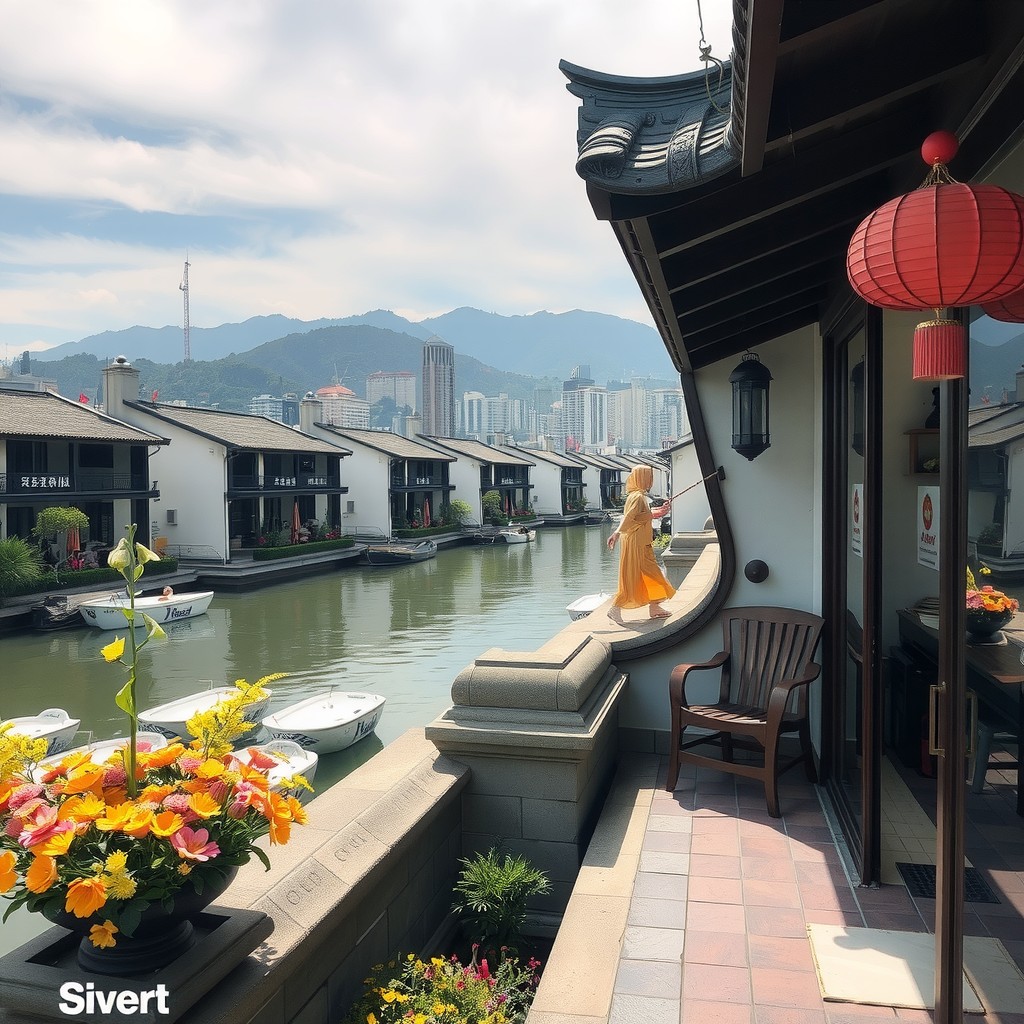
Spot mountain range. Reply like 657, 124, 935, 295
34, 307, 676, 388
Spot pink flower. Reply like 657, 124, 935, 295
18, 803, 75, 848
103, 765, 127, 787
169, 826, 221, 861
161, 793, 190, 814
176, 755, 203, 776
8, 784, 44, 810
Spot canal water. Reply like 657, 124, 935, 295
1, 524, 636, 955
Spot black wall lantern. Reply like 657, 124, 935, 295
850, 359, 865, 457
729, 351, 772, 460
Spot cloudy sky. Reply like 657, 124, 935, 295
0, 1, 733, 354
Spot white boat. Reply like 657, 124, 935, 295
500, 526, 536, 544
138, 686, 273, 741
566, 592, 611, 621
239, 739, 319, 794
262, 691, 386, 754
2, 708, 81, 755
35, 731, 168, 781
78, 590, 215, 630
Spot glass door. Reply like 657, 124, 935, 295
823, 306, 882, 883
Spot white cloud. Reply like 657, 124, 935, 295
0, 0, 735, 347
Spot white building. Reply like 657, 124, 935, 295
460, 391, 526, 442
366, 370, 416, 412
501, 446, 586, 521
101, 358, 350, 561
419, 436, 535, 524
422, 336, 455, 437
315, 385, 370, 429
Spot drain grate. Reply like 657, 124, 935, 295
896, 862, 1000, 904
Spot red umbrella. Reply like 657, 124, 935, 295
423, 498, 431, 528
505, 495, 512, 516
66, 525, 80, 555
290, 501, 301, 544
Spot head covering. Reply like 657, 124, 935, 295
625, 465, 654, 493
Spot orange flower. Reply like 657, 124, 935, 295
266, 792, 293, 845
138, 743, 185, 769
187, 791, 221, 819
150, 810, 185, 837
89, 920, 118, 949
63, 764, 106, 796
25, 854, 59, 894
65, 876, 107, 918
94, 803, 153, 837
196, 759, 225, 780
286, 796, 309, 827
60, 794, 107, 822
0, 850, 16, 893
139, 784, 175, 803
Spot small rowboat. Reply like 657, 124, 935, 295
78, 590, 215, 630
364, 540, 437, 566
2, 708, 81, 755
262, 691, 386, 754
566, 592, 611, 621
138, 686, 273, 741
239, 739, 319, 795
499, 526, 535, 544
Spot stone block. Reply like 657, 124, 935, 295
464, 792, 523, 836
290, 988, 328, 1024
522, 798, 579, 842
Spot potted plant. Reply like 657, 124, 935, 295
0, 524, 310, 973
965, 565, 1019, 641
976, 523, 1002, 556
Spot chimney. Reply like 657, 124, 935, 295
299, 391, 323, 433
102, 356, 140, 417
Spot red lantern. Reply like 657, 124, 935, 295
982, 288, 1024, 322
846, 132, 1024, 379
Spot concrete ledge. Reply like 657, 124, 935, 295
527, 754, 660, 1023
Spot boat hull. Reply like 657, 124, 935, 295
500, 528, 535, 544
241, 739, 319, 794
78, 591, 215, 630
139, 687, 272, 741
3, 709, 81, 755
364, 541, 437, 565
566, 592, 611, 621
262, 692, 386, 754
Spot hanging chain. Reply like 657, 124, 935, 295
696, 0, 730, 114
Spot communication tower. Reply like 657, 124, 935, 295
179, 258, 191, 363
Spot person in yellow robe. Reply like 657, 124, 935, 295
606, 465, 675, 622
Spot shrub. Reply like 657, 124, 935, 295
452, 850, 550, 957
0, 536, 45, 606
481, 491, 504, 525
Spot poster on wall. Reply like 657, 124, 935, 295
917, 485, 939, 570
851, 483, 863, 557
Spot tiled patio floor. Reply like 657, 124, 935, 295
530, 750, 1024, 1024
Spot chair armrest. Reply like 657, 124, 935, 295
765, 663, 822, 723
669, 650, 729, 708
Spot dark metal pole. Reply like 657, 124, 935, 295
934, 318, 968, 1024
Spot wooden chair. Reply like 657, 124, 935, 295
666, 606, 825, 817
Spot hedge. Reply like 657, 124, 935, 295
250, 537, 355, 561
5, 557, 179, 598
392, 525, 459, 540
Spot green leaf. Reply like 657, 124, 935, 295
114, 677, 136, 718
119, 904, 142, 937
250, 846, 272, 872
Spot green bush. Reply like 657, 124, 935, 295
452, 849, 550, 957
0, 537, 46, 606
481, 491, 504, 525
393, 525, 453, 539
250, 537, 354, 561
3, 558, 179, 599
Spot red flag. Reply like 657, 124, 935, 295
151, 390, 159, 403
78, 393, 89, 404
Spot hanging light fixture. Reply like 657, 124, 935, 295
846, 131, 1024, 380
729, 351, 772, 460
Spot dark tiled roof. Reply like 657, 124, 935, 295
419, 436, 534, 466
127, 402, 342, 454
0, 390, 166, 443
574, 452, 626, 470
969, 422, 1024, 449
322, 426, 454, 461
501, 446, 585, 469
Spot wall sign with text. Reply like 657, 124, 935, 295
917, 484, 939, 570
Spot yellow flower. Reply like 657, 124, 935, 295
380, 989, 398, 1004
100, 636, 126, 663
104, 851, 128, 873
0, 850, 16, 893
105, 538, 131, 572
177, 863, 192, 876
135, 542, 161, 564
366, 1015, 377, 1024
65, 876, 107, 918
33, 829, 75, 857
88, 921, 118, 949
187, 791, 221, 818
104, 872, 137, 900
151, 810, 185, 837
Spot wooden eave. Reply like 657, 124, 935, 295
575, 0, 1024, 372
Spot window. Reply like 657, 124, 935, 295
78, 444, 114, 469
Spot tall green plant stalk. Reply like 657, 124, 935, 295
101, 524, 165, 798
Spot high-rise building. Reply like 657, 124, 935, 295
315, 385, 370, 428
561, 365, 607, 451
421, 335, 455, 437
366, 370, 417, 412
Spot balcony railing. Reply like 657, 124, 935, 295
0, 472, 151, 494
391, 475, 444, 488
229, 473, 341, 491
